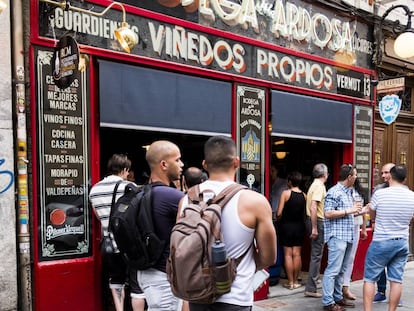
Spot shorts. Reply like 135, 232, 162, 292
102, 253, 127, 288
138, 268, 179, 310
128, 266, 145, 299
364, 239, 409, 284
103, 254, 145, 298
189, 302, 252, 311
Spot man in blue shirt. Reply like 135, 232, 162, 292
137, 140, 185, 310
322, 164, 363, 311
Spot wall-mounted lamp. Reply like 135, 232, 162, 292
400, 151, 407, 165
39, 0, 138, 53
374, 150, 381, 165
375, 4, 414, 63
0, 0, 7, 14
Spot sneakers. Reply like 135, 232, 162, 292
398, 299, 403, 307
373, 292, 387, 303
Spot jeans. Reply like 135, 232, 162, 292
138, 268, 179, 311
322, 237, 353, 306
305, 218, 324, 292
342, 224, 360, 286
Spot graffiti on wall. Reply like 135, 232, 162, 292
0, 158, 14, 194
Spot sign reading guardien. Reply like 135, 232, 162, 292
38, 1, 373, 100
36, 47, 91, 260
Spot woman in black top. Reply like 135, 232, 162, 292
277, 171, 307, 290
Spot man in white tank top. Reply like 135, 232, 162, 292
178, 135, 277, 311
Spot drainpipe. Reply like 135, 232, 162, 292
12, 0, 32, 310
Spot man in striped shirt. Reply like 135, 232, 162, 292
363, 165, 414, 311
89, 154, 145, 311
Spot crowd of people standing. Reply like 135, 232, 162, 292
271, 162, 414, 311
89, 139, 414, 311
90, 136, 277, 311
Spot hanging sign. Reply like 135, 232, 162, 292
53, 35, 79, 89
379, 94, 401, 125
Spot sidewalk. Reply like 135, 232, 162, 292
253, 261, 414, 310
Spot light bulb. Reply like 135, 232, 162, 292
394, 31, 414, 59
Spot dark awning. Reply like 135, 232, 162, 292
98, 60, 231, 135
271, 90, 353, 143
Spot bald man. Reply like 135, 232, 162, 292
183, 166, 208, 190
137, 140, 185, 310
372, 163, 397, 305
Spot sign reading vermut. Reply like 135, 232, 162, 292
236, 85, 266, 194
36, 47, 91, 260
38, 1, 373, 99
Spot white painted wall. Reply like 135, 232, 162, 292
0, 0, 18, 309
376, 0, 414, 21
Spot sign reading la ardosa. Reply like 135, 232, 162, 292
236, 85, 266, 194
38, 2, 373, 100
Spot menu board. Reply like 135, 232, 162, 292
354, 105, 373, 197
36, 48, 91, 260
236, 85, 266, 194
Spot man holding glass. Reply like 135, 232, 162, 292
321, 164, 363, 311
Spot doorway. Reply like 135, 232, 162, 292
99, 128, 210, 183
270, 136, 344, 279
271, 136, 341, 191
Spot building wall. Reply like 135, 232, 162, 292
0, 0, 18, 310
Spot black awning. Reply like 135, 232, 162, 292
99, 60, 231, 135
271, 90, 353, 143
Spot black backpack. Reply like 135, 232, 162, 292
109, 182, 165, 270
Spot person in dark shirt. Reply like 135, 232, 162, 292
137, 140, 184, 310
277, 171, 306, 290
182, 166, 207, 190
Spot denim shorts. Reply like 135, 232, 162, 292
364, 239, 409, 283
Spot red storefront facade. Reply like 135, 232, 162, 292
29, 0, 376, 309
